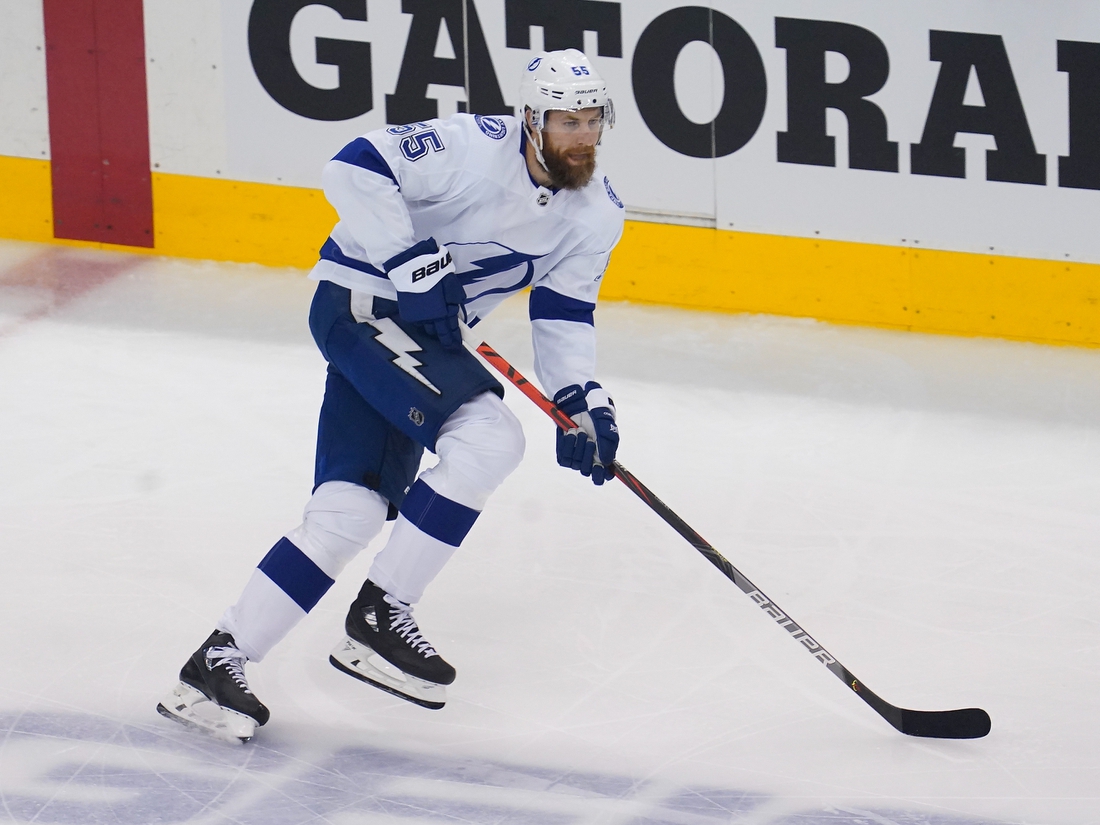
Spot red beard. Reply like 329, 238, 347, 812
541, 141, 596, 190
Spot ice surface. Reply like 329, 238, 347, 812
1, 239, 1097, 824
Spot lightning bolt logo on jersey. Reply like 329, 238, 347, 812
450, 242, 543, 319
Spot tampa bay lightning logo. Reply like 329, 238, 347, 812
474, 115, 507, 140
604, 176, 623, 208
527, 57, 542, 71
449, 242, 544, 303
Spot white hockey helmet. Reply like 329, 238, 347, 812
518, 49, 614, 164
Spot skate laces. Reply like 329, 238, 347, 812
383, 594, 438, 658
206, 646, 253, 695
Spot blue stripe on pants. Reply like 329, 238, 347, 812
399, 480, 480, 547
257, 538, 336, 612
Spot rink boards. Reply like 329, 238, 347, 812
1, 0, 1099, 345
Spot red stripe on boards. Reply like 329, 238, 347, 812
43, 0, 154, 247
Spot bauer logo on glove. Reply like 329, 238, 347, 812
385, 238, 466, 350
553, 381, 619, 486
411, 250, 452, 283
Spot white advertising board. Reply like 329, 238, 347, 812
0, 0, 49, 160
111, 1, 1100, 264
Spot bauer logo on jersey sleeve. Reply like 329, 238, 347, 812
603, 177, 623, 208
474, 115, 507, 140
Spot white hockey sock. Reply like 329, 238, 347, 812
367, 392, 525, 604
218, 482, 389, 662
218, 561, 311, 663
367, 480, 474, 605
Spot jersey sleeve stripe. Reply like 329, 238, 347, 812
529, 286, 596, 325
332, 137, 398, 185
319, 237, 387, 278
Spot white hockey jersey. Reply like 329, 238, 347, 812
310, 113, 625, 398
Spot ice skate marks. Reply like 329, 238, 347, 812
156, 682, 258, 743
330, 636, 447, 709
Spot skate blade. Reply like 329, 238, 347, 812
329, 637, 447, 710
156, 682, 257, 744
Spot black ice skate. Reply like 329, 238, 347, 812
329, 580, 455, 710
157, 630, 270, 743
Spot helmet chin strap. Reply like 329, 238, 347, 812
523, 108, 551, 175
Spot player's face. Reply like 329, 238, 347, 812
539, 108, 602, 190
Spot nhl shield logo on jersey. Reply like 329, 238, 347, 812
408, 407, 425, 426
603, 176, 623, 208
474, 115, 507, 140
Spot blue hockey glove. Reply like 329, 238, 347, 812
385, 238, 465, 350
553, 382, 618, 486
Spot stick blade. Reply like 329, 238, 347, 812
897, 707, 991, 739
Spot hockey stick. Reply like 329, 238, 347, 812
470, 339, 991, 740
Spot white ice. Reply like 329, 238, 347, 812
0, 238, 1097, 825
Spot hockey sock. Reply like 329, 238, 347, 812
218, 538, 335, 661
219, 482, 390, 661
367, 479, 479, 604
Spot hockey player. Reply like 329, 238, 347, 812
158, 49, 624, 742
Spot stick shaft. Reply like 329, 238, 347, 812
473, 344, 841, 655
472, 341, 990, 739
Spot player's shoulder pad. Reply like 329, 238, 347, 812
470, 113, 513, 141
424, 112, 515, 143
377, 114, 463, 143
447, 114, 521, 172
361, 114, 477, 177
